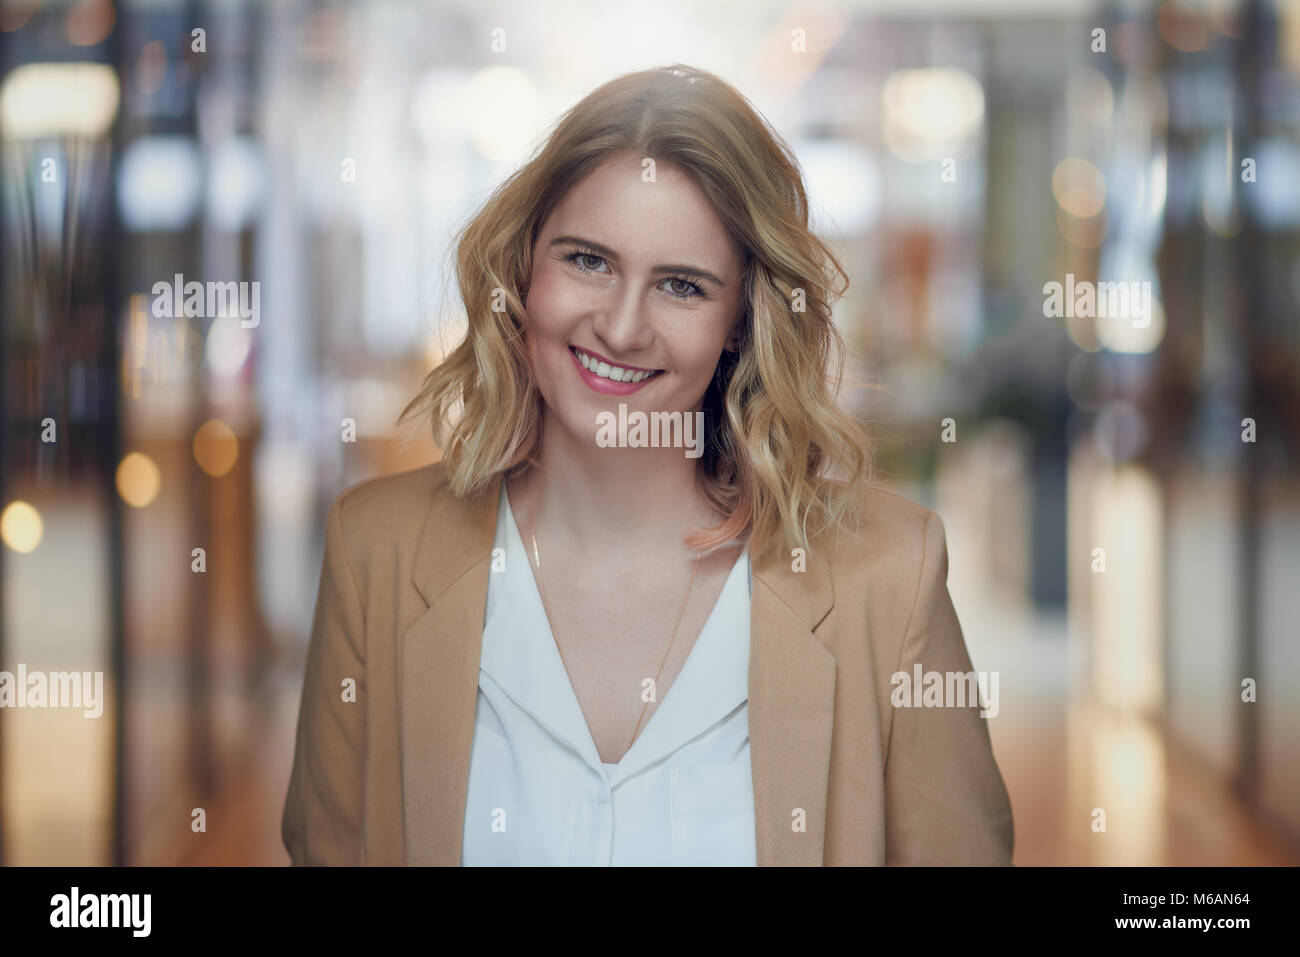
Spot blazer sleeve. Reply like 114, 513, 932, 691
883, 509, 1015, 865
282, 492, 367, 865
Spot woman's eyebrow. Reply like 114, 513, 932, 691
550, 234, 726, 287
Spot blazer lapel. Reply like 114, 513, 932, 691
399, 468, 837, 867
749, 542, 837, 865
400, 470, 501, 865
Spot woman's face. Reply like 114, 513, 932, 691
521, 151, 744, 450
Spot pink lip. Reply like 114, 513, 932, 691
568, 346, 663, 396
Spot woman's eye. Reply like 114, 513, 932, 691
663, 278, 704, 300
568, 252, 606, 272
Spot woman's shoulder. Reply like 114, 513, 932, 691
326, 460, 459, 551
812, 479, 947, 590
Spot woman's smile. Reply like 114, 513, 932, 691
568, 344, 665, 395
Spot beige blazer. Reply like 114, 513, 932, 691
282, 462, 1014, 865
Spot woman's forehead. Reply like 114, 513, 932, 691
541, 158, 742, 277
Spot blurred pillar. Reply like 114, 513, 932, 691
1232, 0, 1265, 805
106, 0, 127, 869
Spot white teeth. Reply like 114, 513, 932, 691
574, 348, 657, 384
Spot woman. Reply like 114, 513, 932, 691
282, 64, 1014, 866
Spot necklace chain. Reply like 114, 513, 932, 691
517, 477, 704, 760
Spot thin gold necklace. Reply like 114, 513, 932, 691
516, 476, 704, 759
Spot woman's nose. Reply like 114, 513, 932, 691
590, 281, 654, 354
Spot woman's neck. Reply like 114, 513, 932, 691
511, 409, 717, 558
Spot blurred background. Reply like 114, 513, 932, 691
2, 0, 1298, 865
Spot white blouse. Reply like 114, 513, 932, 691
460, 485, 756, 866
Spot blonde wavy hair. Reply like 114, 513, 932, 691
398, 63, 873, 563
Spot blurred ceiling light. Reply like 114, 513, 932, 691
468, 67, 539, 164
1052, 156, 1107, 218
66, 0, 114, 47
136, 39, 167, 97
1, 501, 43, 554
1097, 297, 1165, 354
798, 139, 880, 235
206, 137, 266, 231
1145, 150, 1167, 223
1158, 0, 1211, 52
411, 69, 470, 149
1200, 131, 1239, 236
0, 62, 119, 139
118, 136, 202, 232
1068, 67, 1114, 126
882, 68, 984, 163
205, 316, 253, 378
193, 419, 239, 477
116, 452, 161, 508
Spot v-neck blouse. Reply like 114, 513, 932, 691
460, 484, 756, 866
